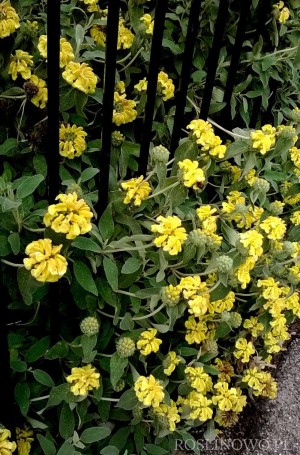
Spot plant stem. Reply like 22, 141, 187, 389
146, 181, 180, 200
1, 259, 24, 268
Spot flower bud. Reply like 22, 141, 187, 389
116, 337, 136, 358
269, 201, 284, 216
253, 178, 270, 194
66, 182, 84, 198
188, 229, 207, 247
216, 255, 233, 274
229, 312, 242, 328
150, 145, 170, 163
80, 316, 100, 336
112, 131, 125, 147
161, 285, 181, 306
113, 379, 126, 392
202, 339, 218, 354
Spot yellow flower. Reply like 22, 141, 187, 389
43, 192, 93, 240
25, 75, 48, 109
250, 124, 276, 155
212, 382, 246, 412
186, 391, 213, 421
8, 50, 33, 81
178, 159, 205, 190
179, 275, 210, 316
0, 428, 16, 455
273, 2, 290, 23
134, 375, 164, 407
0, 1, 20, 38
221, 191, 246, 214
242, 368, 277, 399
163, 351, 181, 376
16, 426, 34, 455
121, 175, 151, 206
157, 71, 175, 101
260, 216, 286, 240
59, 123, 87, 159
152, 400, 180, 431
113, 92, 137, 126
140, 13, 154, 35
187, 119, 226, 158
151, 215, 187, 255
208, 291, 235, 314
118, 19, 134, 49
23, 239, 67, 283
115, 81, 126, 94
66, 364, 100, 396
196, 205, 217, 221
185, 366, 212, 394
290, 147, 300, 168
233, 338, 255, 363
185, 316, 208, 344
243, 317, 264, 337
291, 211, 300, 226
236, 256, 256, 289
90, 25, 106, 47
134, 78, 148, 92
257, 277, 282, 300
37, 35, 75, 68
137, 328, 162, 355
62, 62, 97, 94
240, 230, 264, 259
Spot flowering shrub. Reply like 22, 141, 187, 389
0, 0, 300, 455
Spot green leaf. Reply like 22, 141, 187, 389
162, 38, 182, 55
10, 360, 27, 372
59, 402, 75, 439
45, 341, 69, 360
203, 365, 220, 375
73, 261, 98, 296
81, 426, 111, 444
109, 427, 131, 450
17, 268, 45, 305
57, 441, 75, 455
100, 447, 119, 455
47, 384, 77, 408
33, 155, 47, 177
103, 257, 118, 291
79, 167, 99, 183
121, 257, 141, 275
0, 138, 18, 156
15, 382, 30, 415
145, 445, 169, 455
81, 334, 97, 363
214, 322, 231, 339
179, 347, 199, 357
72, 237, 102, 253
116, 389, 138, 410
33, 369, 55, 387
25, 337, 50, 363
110, 353, 128, 388
0, 235, 10, 256
8, 232, 20, 255
37, 435, 56, 455
99, 204, 115, 240
16, 174, 44, 199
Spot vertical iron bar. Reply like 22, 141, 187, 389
200, 0, 229, 120
0, 270, 14, 429
170, 0, 202, 157
47, 0, 60, 202
138, 0, 169, 176
98, 0, 121, 215
220, 0, 252, 128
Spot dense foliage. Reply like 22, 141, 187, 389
0, 0, 300, 454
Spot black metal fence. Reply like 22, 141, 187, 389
0, 0, 274, 431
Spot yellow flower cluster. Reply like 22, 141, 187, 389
16, 426, 34, 455
243, 368, 277, 399
66, 364, 100, 396
140, 13, 154, 35
43, 192, 93, 240
208, 291, 235, 314
113, 92, 137, 126
233, 338, 255, 363
187, 119, 227, 159
151, 215, 187, 255
153, 400, 181, 431
185, 316, 208, 344
239, 230, 264, 260
90, 25, 106, 47
134, 375, 164, 407
0, 1, 19, 38
178, 159, 205, 190
37, 35, 75, 68
0, 428, 16, 454
8, 50, 33, 81
26, 75, 48, 109
59, 123, 87, 159
214, 358, 234, 382
212, 382, 246, 412
185, 366, 212, 394
243, 316, 264, 338
250, 124, 276, 155
62, 62, 97, 94
137, 328, 162, 355
118, 18, 134, 49
23, 239, 68, 283
121, 175, 151, 205
273, 1, 290, 23
163, 351, 181, 376
260, 216, 286, 240
182, 391, 213, 421
134, 71, 175, 101
179, 275, 210, 317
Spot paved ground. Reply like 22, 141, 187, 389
176, 333, 300, 455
